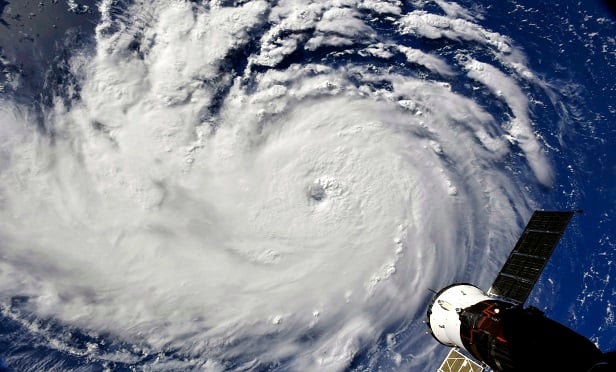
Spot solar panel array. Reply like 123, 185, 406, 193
488, 210, 576, 305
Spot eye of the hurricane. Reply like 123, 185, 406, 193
308, 182, 326, 201
307, 177, 342, 202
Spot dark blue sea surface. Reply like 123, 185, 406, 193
493, 0, 616, 351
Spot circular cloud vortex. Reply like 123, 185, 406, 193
0, 0, 555, 370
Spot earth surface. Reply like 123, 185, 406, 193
0, 0, 615, 371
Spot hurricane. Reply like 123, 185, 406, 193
0, 0, 570, 370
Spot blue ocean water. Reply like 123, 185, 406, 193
470, 0, 616, 360
0, 0, 614, 371
489, 0, 616, 351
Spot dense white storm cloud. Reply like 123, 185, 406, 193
0, 0, 553, 370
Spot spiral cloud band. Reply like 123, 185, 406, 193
0, 0, 554, 370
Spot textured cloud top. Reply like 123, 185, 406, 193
0, 0, 557, 370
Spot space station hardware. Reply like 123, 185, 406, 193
426, 210, 616, 372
